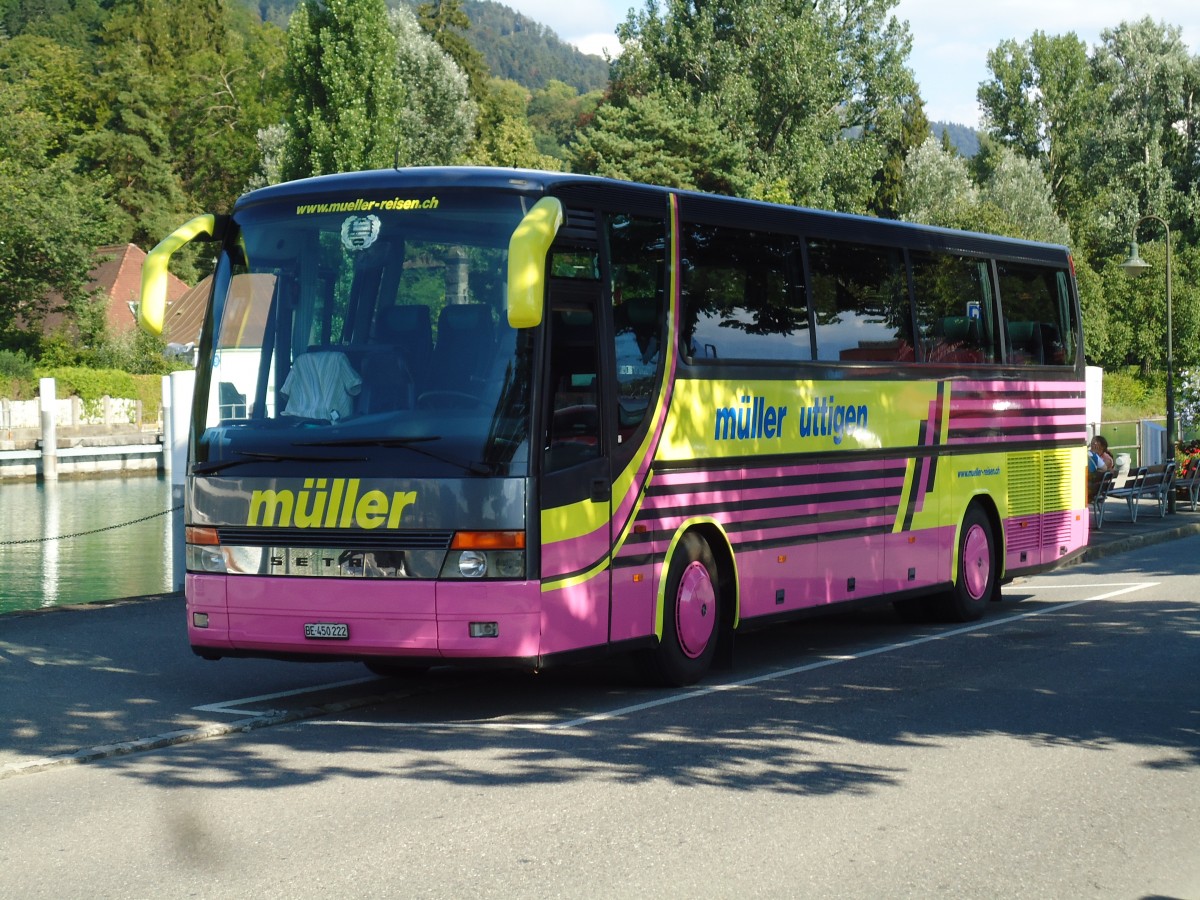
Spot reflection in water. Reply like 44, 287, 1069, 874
0, 476, 175, 614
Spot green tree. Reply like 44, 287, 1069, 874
469, 77, 559, 170
76, 51, 190, 255
979, 31, 1095, 224
0, 34, 99, 151
597, 0, 920, 210
898, 136, 977, 229
392, 5, 475, 166
0, 85, 121, 341
1098, 241, 1200, 376
1088, 19, 1195, 251
173, 4, 287, 212
871, 94, 929, 218
282, 0, 405, 179
527, 79, 593, 159
571, 90, 749, 194
416, 0, 488, 106
900, 136, 1070, 244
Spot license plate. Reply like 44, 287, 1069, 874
304, 622, 349, 640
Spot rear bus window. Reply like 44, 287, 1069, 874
996, 261, 1075, 366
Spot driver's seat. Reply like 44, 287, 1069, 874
435, 303, 494, 391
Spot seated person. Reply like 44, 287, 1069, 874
1089, 436, 1115, 472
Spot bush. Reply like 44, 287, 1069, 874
0, 349, 37, 400
1102, 368, 1162, 422
38, 366, 137, 402
90, 328, 189, 375
35, 366, 164, 422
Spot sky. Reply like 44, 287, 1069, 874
503, 0, 1200, 127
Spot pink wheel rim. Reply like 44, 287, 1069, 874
962, 523, 991, 600
675, 561, 716, 659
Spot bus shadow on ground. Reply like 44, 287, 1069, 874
104, 594, 1200, 799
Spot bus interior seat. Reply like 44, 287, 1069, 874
940, 316, 981, 345
435, 303, 495, 391
377, 304, 432, 373
838, 339, 915, 362
619, 293, 661, 363
1007, 321, 1044, 365
929, 315, 984, 363
1039, 322, 1065, 363
358, 353, 414, 414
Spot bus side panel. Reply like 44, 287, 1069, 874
817, 532, 889, 604
187, 574, 231, 651
191, 576, 439, 656
609, 552, 658, 643
435, 581, 541, 658
538, 580, 613, 656
1001, 446, 1088, 571
729, 544, 822, 618
945, 382, 1088, 571
882, 527, 952, 593
539, 515, 612, 657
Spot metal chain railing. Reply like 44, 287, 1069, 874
0, 505, 183, 546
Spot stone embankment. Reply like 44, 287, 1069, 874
1, 393, 163, 481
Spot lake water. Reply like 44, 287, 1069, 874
0, 476, 176, 614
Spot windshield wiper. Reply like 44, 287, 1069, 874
295, 437, 492, 475
192, 450, 367, 475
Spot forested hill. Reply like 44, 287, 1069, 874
253, 0, 610, 93
930, 121, 980, 158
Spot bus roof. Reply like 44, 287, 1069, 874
237, 166, 1072, 264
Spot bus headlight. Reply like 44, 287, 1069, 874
492, 551, 525, 579
457, 550, 487, 578
186, 545, 227, 573
186, 526, 227, 573
441, 531, 526, 580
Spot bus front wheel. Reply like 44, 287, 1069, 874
938, 505, 996, 622
638, 532, 720, 686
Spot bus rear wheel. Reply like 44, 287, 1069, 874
937, 505, 996, 622
637, 532, 720, 686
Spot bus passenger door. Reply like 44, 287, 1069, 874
538, 279, 612, 656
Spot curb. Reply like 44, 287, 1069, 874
1069, 521, 1200, 567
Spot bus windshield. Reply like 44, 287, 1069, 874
197, 191, 535, 478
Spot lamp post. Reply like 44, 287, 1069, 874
1120, 215, 1174, 512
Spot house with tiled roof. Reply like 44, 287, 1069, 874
161, 275, 211, 349
41, 244, 190, 338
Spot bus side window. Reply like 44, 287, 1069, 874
545, 304, 602, 472
608, 213, 667, 444
808, 239, 910, 362
681, 222, 808, 363
911, 251, 999, 365
996, 262, 1072, 367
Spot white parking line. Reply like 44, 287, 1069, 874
308, 580, 1160, 734
192, 676, 378, 715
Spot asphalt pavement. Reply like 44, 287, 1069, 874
3, 493, 1200, 779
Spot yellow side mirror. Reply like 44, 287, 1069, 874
506, 197, 563, 329
139, 214, 218, 335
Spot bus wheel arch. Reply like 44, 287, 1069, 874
638, 523, 736, 686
